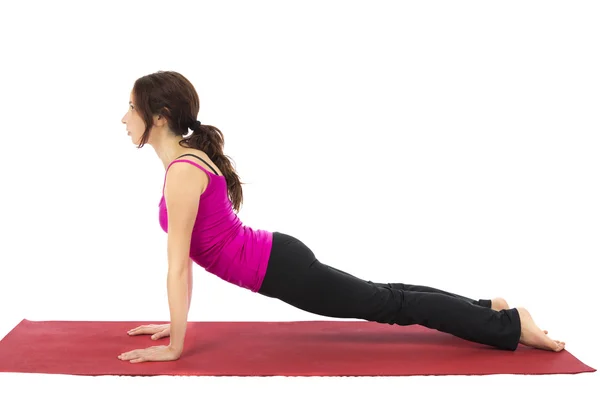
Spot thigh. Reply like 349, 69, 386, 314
259, 232, 391, 319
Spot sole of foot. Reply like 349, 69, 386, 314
516, 307, 565, 352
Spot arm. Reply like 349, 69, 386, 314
163, 163, 206, 355
187, 257, 193, 312
166, 264, 189, 356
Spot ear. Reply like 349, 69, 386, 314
153, 106, 172, 126
153, 113, 167, 127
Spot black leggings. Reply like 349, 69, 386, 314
258, 232, 521, 351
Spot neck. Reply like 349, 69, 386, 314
150, 133, 189, 170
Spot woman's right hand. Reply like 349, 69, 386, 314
127, 323, 171, 340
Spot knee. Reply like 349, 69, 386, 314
364, 286, 407, 325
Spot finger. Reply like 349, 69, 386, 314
127, 327, 142, 335
128, 326, 155, 335
127, 325, 148, 334
119, 350, 141, 360
128, 330, 148, 336
130, 357, 146, 363
151, 331, 168, 340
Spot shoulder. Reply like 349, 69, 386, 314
165, 160, 209, 199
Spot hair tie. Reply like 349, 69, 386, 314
190, 120, 201, 130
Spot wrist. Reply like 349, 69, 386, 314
168, 343, 183, 356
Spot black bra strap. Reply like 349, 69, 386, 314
175, 153, 220, 176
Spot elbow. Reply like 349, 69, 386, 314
168, 259, 190, 275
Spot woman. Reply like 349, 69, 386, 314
118, 71, 565, 364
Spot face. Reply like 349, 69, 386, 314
121, 90, 146, 145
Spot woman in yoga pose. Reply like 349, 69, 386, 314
118, 71, 565, 364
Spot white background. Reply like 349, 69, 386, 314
0, 0, 598, 398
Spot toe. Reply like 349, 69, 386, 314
552, 340, 565, 351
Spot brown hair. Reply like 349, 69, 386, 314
132, 71, 244, 212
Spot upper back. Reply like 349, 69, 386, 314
174, 150, 223, 178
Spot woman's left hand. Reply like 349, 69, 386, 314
118, 345, 181, 363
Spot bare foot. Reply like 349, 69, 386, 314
517, 307, 565, 351
491, 297, 510, 311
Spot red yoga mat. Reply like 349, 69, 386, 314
0, 319, 595, 376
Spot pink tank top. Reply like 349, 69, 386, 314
158, 158, 273, 292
